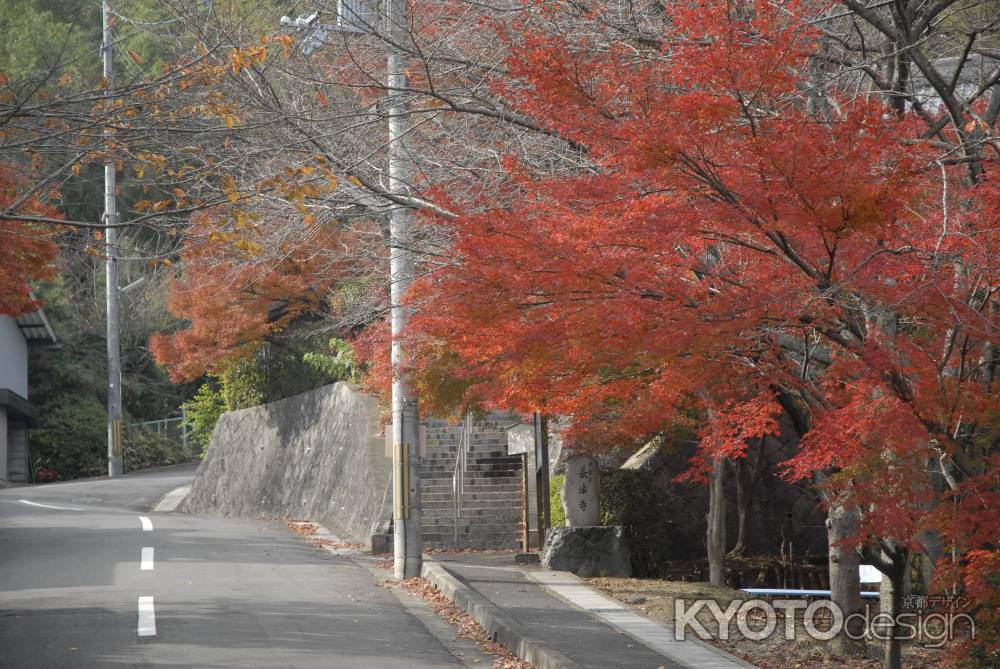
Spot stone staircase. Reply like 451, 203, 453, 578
420, 416, 524, 549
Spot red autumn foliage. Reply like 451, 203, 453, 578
373, 0, 1000, 657
0, 163, 59, 316
150, 210, 378, 381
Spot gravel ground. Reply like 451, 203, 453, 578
587, 577, 952, 668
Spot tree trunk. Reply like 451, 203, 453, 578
707, 455, 726, 586
878, 546, 910, 669
826, 503, 866, 656
728, 455, 753, 557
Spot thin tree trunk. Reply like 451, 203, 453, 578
707, 455, 726, 586
729, 441, 765, 557
826, 503, 866, 656
728, 457, 751, 557
877, 546, 909, 669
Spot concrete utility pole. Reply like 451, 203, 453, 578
103, 0, 124, 477
280, 4, 423, 578
384, 0, 423, 580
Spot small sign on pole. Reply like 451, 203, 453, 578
506, 423, 533, 455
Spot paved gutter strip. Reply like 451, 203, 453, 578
422, 560, 585, 669
152, 485, 190, 512
526, 570, 755, 669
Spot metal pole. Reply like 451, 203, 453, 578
103, 0, 124, 477
387, 0, 422, 579
521, 452, 530, 552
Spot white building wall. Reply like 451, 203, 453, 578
0, 407, 8, 481
0, 315, 28, 398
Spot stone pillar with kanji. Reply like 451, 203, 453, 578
561, 455, 600, 527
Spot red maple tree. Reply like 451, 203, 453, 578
386, 1, 1000, 662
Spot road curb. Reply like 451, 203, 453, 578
422, 560, 585, 669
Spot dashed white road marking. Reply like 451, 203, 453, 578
137, 596, 156, 637
18, 499, 81, 511
140, 547, 154, 571
139, 516, 153, 532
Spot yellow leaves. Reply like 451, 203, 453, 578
233, 238, 261, 255
303, 214, 316, 226
58, 72, 72, 87
84, 246, 103, 258
172, 187, 186, 198
134, 199, 153, 212
152, 200, 169, 212
348, 175, 363, 188
134, 164, 145, 179
228, 191, 241, 204
162, 258, 173, 267
71, 163, 81, 177
208, 231, 229, 243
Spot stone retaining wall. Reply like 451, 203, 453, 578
181, 383, 391, 547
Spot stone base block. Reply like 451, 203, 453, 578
541, 525, 632, 577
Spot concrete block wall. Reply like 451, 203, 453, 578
181, 383, 391, 548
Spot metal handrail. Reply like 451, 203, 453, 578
452, 413, 473, 543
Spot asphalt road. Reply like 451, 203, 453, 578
0, 465, 469, 668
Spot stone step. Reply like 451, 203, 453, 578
423, 485, 523, 496
423, 535, 520, 549
424, 458, 522, 468
423, 519, 521, 531
422, 500, 521, 510
422, 529, 521, 540
422, 488, 524, 497
423, 495, 523, 506
422, 476, 523, 486
423, 507, 521, 518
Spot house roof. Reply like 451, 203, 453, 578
15, 300, 56, 344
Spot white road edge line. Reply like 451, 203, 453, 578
137, 596, 156, 637
18, 499, 82, 511
140, 547, 154, 571
152, 485, 190, 513
139, 516, 153, 532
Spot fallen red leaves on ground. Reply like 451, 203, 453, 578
395, 577, 533, 669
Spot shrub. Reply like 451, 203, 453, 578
30, 396, 106, 479
600, 468, 675, 578
182, 381, 226, 457
124, 426, 191, 472
549, 473, 567, 527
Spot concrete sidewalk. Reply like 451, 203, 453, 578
424, 552, 755, 669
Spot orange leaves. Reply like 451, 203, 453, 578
274, 34, 293, 59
